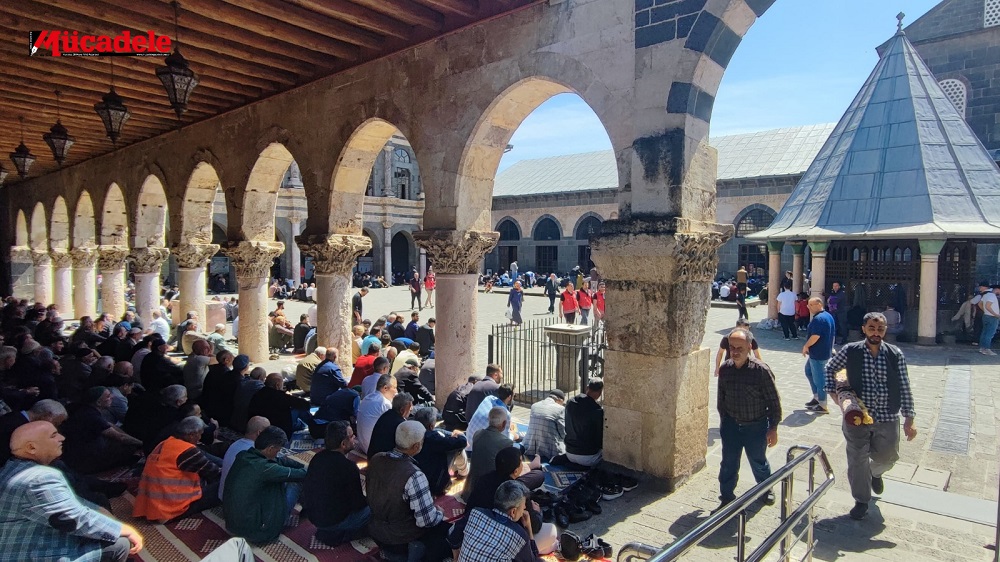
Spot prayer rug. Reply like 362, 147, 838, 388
541, 463, 588, 494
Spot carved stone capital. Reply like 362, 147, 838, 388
10, 246, 31, 262
70, 248, 99, 269
296, 234, 372, 276
30, 251, 52, 267
97, 246, 130, 271
49, 251, 74, 269
128, 247, 170, 274
412, 230, 499, 275
224, 241, 284, 281
172, 243, 220, 269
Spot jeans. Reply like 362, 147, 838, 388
564, 313, 576, 324
778, 313, 798, 338
290, 408, 316, 432
718, 416, 771, 502
580, 308, 590, 324
981, 315, 999, 349
100, 536, 131, 562
315, 506, 371, 546
284, 482, 301, 520
411, 291, 422, 310
805, 358, 828, 403
843, 420, 899, 504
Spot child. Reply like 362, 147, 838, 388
795, 292, 811, 330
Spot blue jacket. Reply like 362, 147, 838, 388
311, 360, 347, 405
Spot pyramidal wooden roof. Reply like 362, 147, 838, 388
752, 28, 1000, 241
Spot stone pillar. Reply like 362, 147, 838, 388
298, 234, 373, 373
789, 242, 805, 294
288, 217, 303, 284
9, 247, 32, 301
98, 246, 129, 319
382, 222, 392, 278
172, 243, 220, 329
544, 324, 592, 393
382, 145, 394, 197
414, 229, 500, 411
918, 240, 946, 346
70, 248, 99, 318
807, 241, 829, 299
419, 248, 427, 278
591, 217, 732, 487
766, 241, 784, 320
128, 247, 169, 326
225, 240, 284, 362
30, 251, 53, 305
50, 251, 74, 318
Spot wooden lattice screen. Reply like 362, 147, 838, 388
825, 240, 919, 312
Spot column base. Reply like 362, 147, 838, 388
917, 336, 937, 346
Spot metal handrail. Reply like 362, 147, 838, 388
617, 445, 835, 562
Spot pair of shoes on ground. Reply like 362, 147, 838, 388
712, 490, 775, 514
559, 531, 612, 561
804, 399, 828, 413
590, 469, 639, 500
980, 348, 997, 356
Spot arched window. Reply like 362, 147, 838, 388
497, 220, 521, 242
533, 218, 561, 242
575, 216, 602, 240
903, 248, 912, 262
735, 209, 774, 238
938, 79, 967, 117
393, 148, 411, 163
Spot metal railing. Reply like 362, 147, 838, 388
617, 445, 835, 562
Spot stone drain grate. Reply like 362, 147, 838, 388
929, 357, 971, 456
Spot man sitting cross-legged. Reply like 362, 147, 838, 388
301, 421, 371, 546
449, 480, 543, 562
412, 405, 469, 497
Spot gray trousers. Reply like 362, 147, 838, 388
843, 420, 899, 504
201, 538, 255, 562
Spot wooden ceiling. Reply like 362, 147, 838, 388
0, 0, 537, 182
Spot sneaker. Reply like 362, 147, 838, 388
617, 474, 639, 492
583, 498, 602, 515
807, 403, 828, 414
981, 349, 997, 356
761, 490, 776, 506
784, 337, 790, 341
560, 531, 583, 561
871, 476, 884, 495
711, 497, 734, 515
598, 482, 623, 500
566, 502, 592, 523
849, 501, 868, 520
581, 534, 614, 558
804, 398, 819, 407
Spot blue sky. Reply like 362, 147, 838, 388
497, 0, 940, 172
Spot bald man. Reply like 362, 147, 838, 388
183, 339, 213, 401
0, 421, 143, 561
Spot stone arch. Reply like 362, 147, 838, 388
356, 227, 379, 274
30, 202, 48, 251
328, 119, 401, 235
531, 215, 563, 242
101, 183, 129, 246
495, 217, 522, 241
573, 213, 604, 240
243, 142, 296, 241
182, 162, 222, 245
50, 197, 70, 252
73, 192, 96, 249
15, 209, 28, 247
390, 230, 416, 273
733, 204, 776, 238
135, 175, 169, 248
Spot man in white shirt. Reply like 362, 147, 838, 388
149, 310, 171, 340
219, 416, 270, 500
719, 283, 731, 299
355, 374, 397, 455
980, 285, 1000, 356
775, 286, 799, 340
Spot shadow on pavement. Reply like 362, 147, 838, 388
812, 503, 894, 560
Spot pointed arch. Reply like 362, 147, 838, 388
101, 183, 128, 246
531, 215, 563, 242
15, 209, 28, 247
182, 162, 222, 245
495, 218, 522, 241
30, 202, 48, 252
243, 142, 295, 241
135, 175, 168, 248
573, 214, 603, 240
50, 197, 70, 251
73, 192, 96, 249
329, 119, 400, 235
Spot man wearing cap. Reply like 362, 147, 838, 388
394, 357, 435, 406
522, 389, 566, 462
979, 283, 1000, 356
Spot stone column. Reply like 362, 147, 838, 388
172, 243, 220, 328
298, 234, 373, 373
98, 246, 129, 319
382, 221, 392, 278
9, 247, 32, 301
789, 242, 805, 294
30, 251, 53, 305
420, 248, 427, 278
382, 145, 394, 197
50, 251, 74, 317
766, 241, 784, 320
807, 241, 829, 299
225, 240, 284, 362
414, 229, 500, 411
591, 217, 732, 487
917, 240, 946, 346
70, 248, 99, 318
288, 216, 303, 284
128, 247, 169, 326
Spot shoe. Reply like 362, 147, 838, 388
761, 491, 776, 506
792, 336, 800, 340
560, 531, 583, 561
805, 398, 819, 407
711, 498, 734, 515
554, 503, 571, 528
598, 482, 623, 500
583, 498, 602, 515
581, 534, 614, 558
784, 337, 790, 341
849, 501, 868, 520
807, 404, 828, 414
617, 474, 639, 492
532, 490, 558, 507
566, 502, 592, 523
981, 349, 997, 356
871, 476, 884, 495
541, 506, 555, 523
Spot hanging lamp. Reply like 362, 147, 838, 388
9, 117, 37, 178
94, 57, 131, 146
156, 1, 199, 120
43, 90, 75, 165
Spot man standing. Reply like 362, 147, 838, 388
409, 273, 423, 311
352, 287, 368, 325
979, 285, 1000, 356
802, 297, 836, 413
544, 274, 559, 314
716, 329, 781, 511
828, 282, 848, 345
775, 286, 798, 340
824, 312, 917, 521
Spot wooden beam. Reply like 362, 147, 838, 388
344, 0, 444, 30
0, 88, 193, 130
212, 0, 386, 49
413, 0, 479, 18
109, 53, 264, 100
123, 50, 284, 92
284, 0, 415, 39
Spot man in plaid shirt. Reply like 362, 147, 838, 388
449, 480, 540, 562
825, 311, 917, 521
521, 389, 566, 462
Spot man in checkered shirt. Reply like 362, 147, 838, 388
449, 480, 540, 562
521, 389, 566, 462
825, 311, 917, 521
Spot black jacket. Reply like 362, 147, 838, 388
367, 410, 406, 457
565, 394, 603, 456
247, 385, 311, 436
414, 428, 467, 496
415, 325, 435, 357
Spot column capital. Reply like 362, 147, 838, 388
70, 248, 99, 268
10, 246, 31, 262
297, 234, 372, 276
766, 240, 785, 254
413, 229, 500, 275
97, 246, 130, 271
788, 241, 806, 254
918, 239, 947, 257
807, 240, 830, 253
224, 240, 284, 282
128, 247, 170, 274
171, 243, 220, 269
49, 251, 73, 269
30, 250, 52, 267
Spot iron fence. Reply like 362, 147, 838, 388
488, 317, 606, 405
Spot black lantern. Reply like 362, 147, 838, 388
43, 91, 75, 165
157, 2, 198, 120
94, 58, 130, 145
9, 117, 36, 178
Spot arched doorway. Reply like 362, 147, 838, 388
574, 215, 601, 271
391, 232, 414, 275
495, 218, 520, 273
533, 216, 561, 274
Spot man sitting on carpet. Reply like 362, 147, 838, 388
442, 376, 479, 431
0, 421, 144, 562
219, 416, 270, 501
449, 480, 543, 562
521, 389, 566, 463
247, 373, 314, 437
565, 378, 604, 467
295, 346, 325, 395
301, 421, 371, 546
348, 343, 380, 388
134, 416, 222, 522
315, 387, 360, 430
465, 385, 518, 452
464, 406, 515, 501
223, 426, 307, 544
367, 420, 452, 561
368, 392, 414, 457
356, 374, 397, 456
413, 406, 469, 497
310, 348, 346, 405
361, 356, 391, 398
60, 386, 143, 474
124, 384, 188, 456
394, 357, 435, 406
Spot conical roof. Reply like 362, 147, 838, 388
752, 28, 1000, 241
